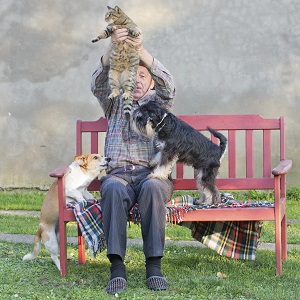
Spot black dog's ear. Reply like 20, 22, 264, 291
148, 117, 157, 128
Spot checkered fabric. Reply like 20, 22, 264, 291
67, 200, 106, 257
69, 195, 264, 260
190, 220, 262, 260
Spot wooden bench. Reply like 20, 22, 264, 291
50, 114, 292, 277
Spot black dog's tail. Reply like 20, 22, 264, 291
207, 127, 227, 157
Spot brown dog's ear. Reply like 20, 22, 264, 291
74, 155, 87, 166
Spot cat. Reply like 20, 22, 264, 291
92, 6, 141, 116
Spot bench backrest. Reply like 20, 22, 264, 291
76, 114, 285, 192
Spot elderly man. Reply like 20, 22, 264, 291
91, 27, 176, 294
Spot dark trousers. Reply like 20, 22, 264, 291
100, 168, 173, 260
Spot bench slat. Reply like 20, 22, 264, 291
263, 129, 271, 177
173, 178, 275, 190
246, 130, 254, 177
181, 207, 275, 222
228, 130, 236, 178
178, 114, 280, 130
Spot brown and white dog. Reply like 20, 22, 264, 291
22, 154, 110, 270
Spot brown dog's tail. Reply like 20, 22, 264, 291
22, 226, 42, 261
207, 127, 227, 157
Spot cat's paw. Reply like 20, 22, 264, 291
128, 27, 141, 37
121, 91, 131, 100
108, 90, 120, 100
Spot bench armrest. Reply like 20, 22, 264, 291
272, 160, 293, 176
49, 165, 70, 178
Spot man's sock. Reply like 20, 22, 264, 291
108, 254, 126, 280
145, 257, 163, 279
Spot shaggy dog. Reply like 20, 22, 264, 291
132, 101, 227, 204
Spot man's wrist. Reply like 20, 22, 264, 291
101, 44, 112, 66
138, 48, 154, 69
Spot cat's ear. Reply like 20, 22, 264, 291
107, 6, 113, 10
114, 6, 122, 13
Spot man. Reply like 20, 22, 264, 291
91, 27, 176, 294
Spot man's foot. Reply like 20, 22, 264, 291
145, 257, 168, 290
106, 254, 127, 294
105, 277, 127, 294
147, 276, 168, 290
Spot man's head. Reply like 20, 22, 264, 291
133, 65, 154, 101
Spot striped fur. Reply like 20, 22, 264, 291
92, 6, 140, 116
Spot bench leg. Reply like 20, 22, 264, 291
59, 221, 68, 277
77, 225, 86, 264
281, 214, 288, 261
275, 217, 282, 276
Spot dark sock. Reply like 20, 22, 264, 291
146, 257, 163, 279
108, 254, 126, 280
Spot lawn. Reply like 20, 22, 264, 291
0, 189, 299, 299
0, 240, 300, 299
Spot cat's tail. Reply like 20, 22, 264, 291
122, 92, 133, 116
123, 104, 132, 116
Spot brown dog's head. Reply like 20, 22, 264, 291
74, 154, 110, 173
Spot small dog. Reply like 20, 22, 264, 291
23, 154, 110, 270
132, 101, 227, 205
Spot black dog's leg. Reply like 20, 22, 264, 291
149, 152, 162, 168
149, 153, 178, 180
195, 168, 220, 205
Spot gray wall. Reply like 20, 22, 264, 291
1, 0, 299, 189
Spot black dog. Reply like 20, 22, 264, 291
132, 101, 227, 204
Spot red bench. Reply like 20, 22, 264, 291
50, 114, 292, 277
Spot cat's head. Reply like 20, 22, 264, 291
105, 6, 125, 23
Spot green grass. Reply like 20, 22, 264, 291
0, 190, 45, 211
0, 189, 299, 299
0, 240, 300, 299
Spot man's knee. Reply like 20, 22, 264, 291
142, 178, 173, 200
101, 176, 126, 194
101, 176, 134, 211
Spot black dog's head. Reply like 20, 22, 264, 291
132, 101, 169, 137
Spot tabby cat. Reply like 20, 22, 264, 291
92, 6, 141, 116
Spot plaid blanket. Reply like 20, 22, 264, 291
69, 194, 264, 260
189, 220, 262, 260
166, 195, 263, 260
67, 200, 106, 258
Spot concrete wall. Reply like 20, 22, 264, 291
1, 0, 299, 189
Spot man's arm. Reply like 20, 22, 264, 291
126, 32, 176, 100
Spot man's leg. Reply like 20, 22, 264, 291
136, 177, 173, 290
100, 174, 135, 294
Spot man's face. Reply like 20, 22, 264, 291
133, 66, 154, 101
